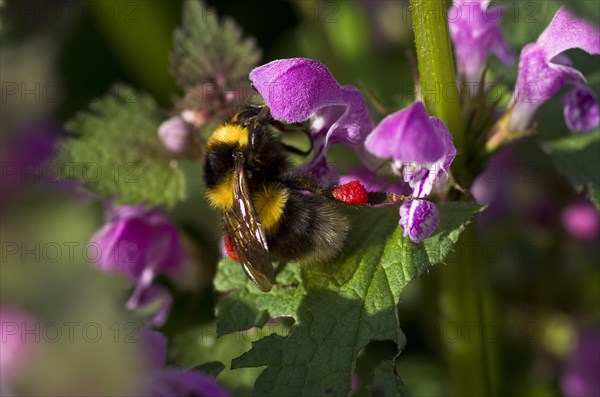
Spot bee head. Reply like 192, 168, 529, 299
244, 127, 288, 179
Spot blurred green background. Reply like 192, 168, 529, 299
1, 0, 599, 396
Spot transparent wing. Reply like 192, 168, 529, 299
222, 152, 275, 292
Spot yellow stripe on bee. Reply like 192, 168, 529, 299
208, 124, 249, 147
252, 184, 288, 231
206, 174, 235, 210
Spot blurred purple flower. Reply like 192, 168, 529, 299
1, 119, 61, 206
140, 329, 168, 371
136, 329, 230, 397
365, 102, 456, 242
138, 369, 230, 397
0, 306, 37, 393
562, 85, 600, 133
249, 58, 373, 183
470, 146, 518, 225
561, 327, 600, 397
448, 0, 514, 83
126, 285, 173, 329
510, 7, 600, 132
561, 201, 600, 240
90, 204, 184, 326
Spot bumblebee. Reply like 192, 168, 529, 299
204, 107, 399, 292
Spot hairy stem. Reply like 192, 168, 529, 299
410, 0, 498, 395
410, 0, 463, 149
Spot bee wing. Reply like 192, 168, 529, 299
223, 152, 275, 292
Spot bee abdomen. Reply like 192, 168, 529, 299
267, 192, 349, 264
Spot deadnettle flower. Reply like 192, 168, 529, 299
510, 6, 600, 132
136, 329, 230, 397
561, 327, 600, 397
249, 58, 373, 184
562, 84, 600, 132
365, 101, 456, 242
90, 204, 184, 326
448, 0, 514, 83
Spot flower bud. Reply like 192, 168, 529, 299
158, 116, 192, 154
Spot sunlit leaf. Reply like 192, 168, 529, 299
171, 0, 261, 90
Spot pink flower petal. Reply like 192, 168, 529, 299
365, 102, 445, 163
399, 200, 440, 243
538, 6, 600, 62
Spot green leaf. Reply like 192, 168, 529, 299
214, 259, 304, 336
194, 361, 225, 378
369, 361, 412, 397
171, 0, 261, 89
215, 202, 482, 397
170, 322, 288, 395
60, 84, 186, 208
542, 130, 600, 208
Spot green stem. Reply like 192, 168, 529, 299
410, 1, 498, 395
410, 0, 463, 149
438, 224, 499, 396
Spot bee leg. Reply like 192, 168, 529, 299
280, 172, 331, 195
281, 142, 312, 156
268, 119, 314, 157
256, 106, 272, 123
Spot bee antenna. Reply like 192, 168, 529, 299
268, 119, 313, 157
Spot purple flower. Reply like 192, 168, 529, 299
249, 58, 373, 182
561, 327, 600, 397
1, 306, 39, 396
562, 85, 600, 133
90, 204, 184, 326
138, 369, 230, 397
365, 102, 456, 242
136, 329, 230, 397
0, 307, 36, 382
470, 146, 518, 225
0, 119, 61, 208
561, 201, 599, 240
448, 0, 514, 83
140, 329, 168, 371
399, 200, 441, 243
510, 6, 600, 132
